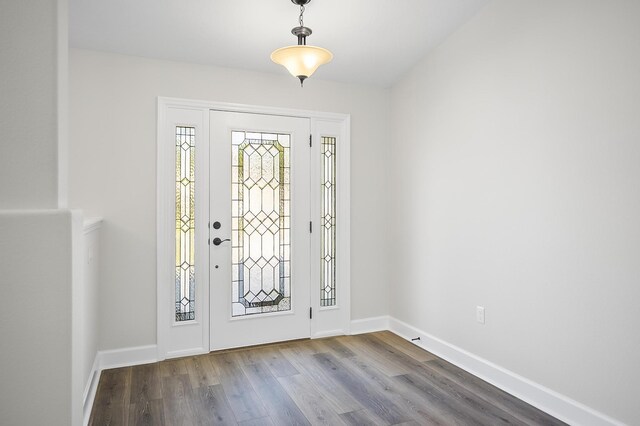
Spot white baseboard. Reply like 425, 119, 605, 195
81, 345, 158, 425
388, 317, 624, 426
80, 320, 624, 426
98, 344, 158, 371
350, 315, 389, 334
82, 354, 100, 426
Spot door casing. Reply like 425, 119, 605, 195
157, 98, 351, 360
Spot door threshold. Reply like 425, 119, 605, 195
209, 337, 312, 354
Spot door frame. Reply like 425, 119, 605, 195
157, 97, 351, 360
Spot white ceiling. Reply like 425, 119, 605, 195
69, 0, 489, 87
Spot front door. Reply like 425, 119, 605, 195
209, 111, 311, 351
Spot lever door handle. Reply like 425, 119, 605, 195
212, 237, 230, 246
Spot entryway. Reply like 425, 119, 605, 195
157, 99, 351, 359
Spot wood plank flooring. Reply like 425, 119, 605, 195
90, 331, 565, 425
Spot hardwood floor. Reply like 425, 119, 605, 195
90, 331, 565, 425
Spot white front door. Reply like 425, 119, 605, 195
209, 111, 311, 351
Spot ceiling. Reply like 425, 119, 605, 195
69, 0, 489, 88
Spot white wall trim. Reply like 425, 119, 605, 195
388, 317, 624, 426
350, 316, 390, 335
82, 217, 103, 235
159, 97, 349, 122
71, 211, 85, 426
80, 318, 623, 425
98, 344, 158, 371
310, 117, 351, 339
82, 345, 159, 425
157, 104, 210, 360
82, 354, 100, 426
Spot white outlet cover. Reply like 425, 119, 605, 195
476, 306, 485, 324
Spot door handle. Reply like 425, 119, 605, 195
212, 237, 230, 246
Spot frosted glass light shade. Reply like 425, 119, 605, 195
271, 45, 333, 79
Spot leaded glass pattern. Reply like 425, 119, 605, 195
231, 131, 291, 317
321, 136, 337, 307
175, 126, 196, 321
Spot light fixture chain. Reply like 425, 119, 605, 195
271, 0, 332, 86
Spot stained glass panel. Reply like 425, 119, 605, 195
231, 131, 291, 317
320, 136, 336, 306
175, 126, 196, 321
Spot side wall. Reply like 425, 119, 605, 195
0, 0, 65, 208
0, 1, 81, 424
390, 0, 640, 424
69, 49, 391, 351
0, 211, 74, 426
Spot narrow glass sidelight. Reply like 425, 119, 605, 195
231, 131, 291, 317
175, 126, 196, 321
320, 136, 337, 306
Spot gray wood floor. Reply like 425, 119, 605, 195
90, 331, 565, 425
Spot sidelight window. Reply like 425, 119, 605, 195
320, 136, 337, 307
175, 126, 196, 321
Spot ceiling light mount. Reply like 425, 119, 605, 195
292, 26, 312, 45
271, 0, 333, 86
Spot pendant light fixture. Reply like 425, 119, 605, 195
271, 0, 333, 86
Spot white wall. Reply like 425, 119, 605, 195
0, 211, 75, 426
0, 0, 65, 208
0, 1, 83, 425
390, 0, 640, 424
0, 211, 83, 426
69, 49, 391, 351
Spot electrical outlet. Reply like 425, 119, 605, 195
476, 306, 485, 324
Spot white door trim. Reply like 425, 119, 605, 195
157, 105, 210, 360
157, 97, 351, 360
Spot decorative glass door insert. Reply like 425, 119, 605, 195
231, 131, 291, 316
320, 136, 336, 307
175, 126, 196, 321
